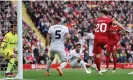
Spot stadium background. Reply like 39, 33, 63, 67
0, 1, 133, 69
23, 1, 133, 64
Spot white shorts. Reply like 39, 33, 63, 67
70, 59, 87, 68
89, 46, 94, 56
50, 48, 66, 62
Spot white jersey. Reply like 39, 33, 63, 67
87, 33, 94, 47
48, 24, 69, 50
69, 49, 83, 62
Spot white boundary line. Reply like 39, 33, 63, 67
0, 78, 36, 80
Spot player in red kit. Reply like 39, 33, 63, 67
102, 24, 121, 73
93, 10, 130, 75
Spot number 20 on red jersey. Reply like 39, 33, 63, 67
95, 23, 107, 33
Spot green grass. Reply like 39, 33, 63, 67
0, 69, 133, 80
24, 69, 133, 80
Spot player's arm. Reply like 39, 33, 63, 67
77, 57, 82, 63
0, 33, 9, 49
112, 21, 131, 32
45, 33, 50, 48
45, 26, 52, 49
13, 42, 18, 54
77, 55, 83, 63
86, 33, 90, 47
65, 33, 70, 43
65, 27, 70, 43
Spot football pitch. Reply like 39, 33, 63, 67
0, 69, 132, 80
23, 69, 133, 80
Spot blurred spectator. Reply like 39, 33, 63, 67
26, 53, 34, 64
23, 22, 48, 64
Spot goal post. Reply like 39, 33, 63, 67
17, 0, 23, 79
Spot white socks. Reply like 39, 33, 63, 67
80, 61, 89, 73
46, 60, 53, 71
60, 62, 67, 69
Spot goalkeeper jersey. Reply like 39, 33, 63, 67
1, 31, 18, 51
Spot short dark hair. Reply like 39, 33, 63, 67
54, 16, 61, 22
76, 43, 81, 47
100, 10, 108, 15
11, 24, 17, 28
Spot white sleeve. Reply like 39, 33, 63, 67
69, 51, 74, 58
65, 27, 69, 33
48, 27, 52, 34
87, 33, 90, 39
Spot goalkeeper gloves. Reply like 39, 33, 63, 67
0, 41, 7, 50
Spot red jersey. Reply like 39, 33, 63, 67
95, 17, 113, 39
109, 25, 121, 42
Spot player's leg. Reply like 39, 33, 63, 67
105, 44, 111, 70
88, 46, 94, 64
80, 61, 91, 74
112, 53, 117, 72
70, 59, 79, 68
88, 46, 96, 73
101, 41, 112, 73
45, 50, 55, 76
93, 43, 102, 75
5, 51, 17, 76
102, 51, 110, 73
57, 50, 67, 76
70, 59, 91, 74
112, 45, 117, 73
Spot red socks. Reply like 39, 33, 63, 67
106, 55, 110, 69
113, 55, 117, 70
95, 57, 101, 71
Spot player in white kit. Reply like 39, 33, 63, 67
87, 29, 94, 64
69, 43, 92, 74
45, 16, 70, 76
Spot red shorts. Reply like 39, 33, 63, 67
93, 38, 108, 54
107, 41, 118, 53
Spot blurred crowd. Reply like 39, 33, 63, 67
0, 1, 49, 64
0, 1, 17, 43
24, 1, 133, 63
23, 22, 49, 64
0, 1, 132, 65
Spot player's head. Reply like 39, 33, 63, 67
54, 16, 61, 24
75, 43, 81, 53
11, 23, 17, 34
112, 18, 118, 26
100, 10, 108, 16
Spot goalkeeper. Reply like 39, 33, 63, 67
0, 24, 18, 76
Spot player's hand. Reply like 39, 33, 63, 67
103, 45, 107, 50
13, 48, 18, 54
1, 44, 7, 50
11, 54, 17, 58
104, 45, 107, 48
125, 28, 132, 33
77, 57, 82, 63
117, 41, 120, 46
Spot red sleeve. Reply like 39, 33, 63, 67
110, 18, 114, 24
